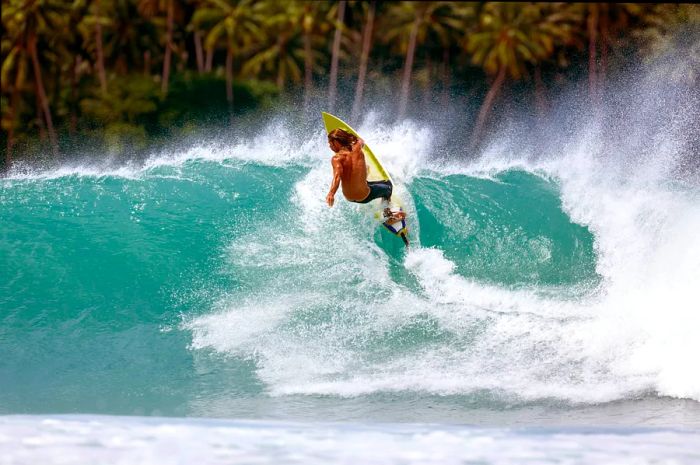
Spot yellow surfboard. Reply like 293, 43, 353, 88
322, 112, 409, 247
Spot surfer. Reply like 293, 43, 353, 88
326, 128, 406, 222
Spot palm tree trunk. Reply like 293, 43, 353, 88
194, 31, 204, 73
143, 50, 151, 75
225, 48, 234, 124
328, 0, 346, 112
276, 36, 286, 90
53, 60, 61, 115
205, 48, 213, 72
6, 68, 22, 163
94, 0, 108, 92
6, 93, 16, 167
397, 16, 420, 120
351, 0, 375, 122
29, 34, 58, 156
587, 4, 598, 103
36, 91, 46, 141
304, 30, 312, 111
6, 99, 15, 165
161, 0, 174, 95
470, 64, 506, 150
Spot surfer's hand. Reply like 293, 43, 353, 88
326, 192, 335, 207
351, 138, 364, 152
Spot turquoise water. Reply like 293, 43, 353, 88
1, 162, 301, 414
1, 156, 602, 415
0, 118, 700, 436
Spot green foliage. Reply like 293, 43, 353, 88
1, 1, 698, 163
104, 121, 148, 154
382, 2, 470, 54
80, 75, 159, 124
158, 73, 278, 128
466, 3, 580, 79
72, 72, 277, 154
240, 1, 331, 89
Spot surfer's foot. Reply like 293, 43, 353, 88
383, 208, 406, 223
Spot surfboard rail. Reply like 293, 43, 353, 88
321, 112, 392, 183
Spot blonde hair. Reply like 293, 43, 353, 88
328, 128, 358, 150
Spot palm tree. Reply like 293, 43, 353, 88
299, 2, 330, 110
101, 0, 160, 75
382, 1, 463, 120
138, 0, 186, 95
351, 0, 375, 122
192, 0, 263, 119
420, 2, 475, 107
78, 0, 112, 92
60, 1, 91, 135
162, 0, 175, 93
327, 0, 346, 112
531, 3, 581, 116
570, 3, 645, 102
242, 1, 327, 98
1, 45, 28, 163
465, 3, 578, 148
2, 0, 68, 156
79, 0, 136, 84
2, 10, 29, 161
187, 0, 206, 73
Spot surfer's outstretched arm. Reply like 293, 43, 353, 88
326, 156, 343, 207
351, 138, 365, 154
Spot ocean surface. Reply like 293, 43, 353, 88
1, 106, 699, 463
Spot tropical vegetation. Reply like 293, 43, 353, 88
1, 1, 697, 169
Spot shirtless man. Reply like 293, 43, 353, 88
325, 128, 405, 222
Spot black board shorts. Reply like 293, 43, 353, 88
351, 180, 393, 204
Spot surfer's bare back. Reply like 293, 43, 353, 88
326, 129, 370, 205
326, 129, 405, 223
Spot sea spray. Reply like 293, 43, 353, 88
2, 67, 699, 416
